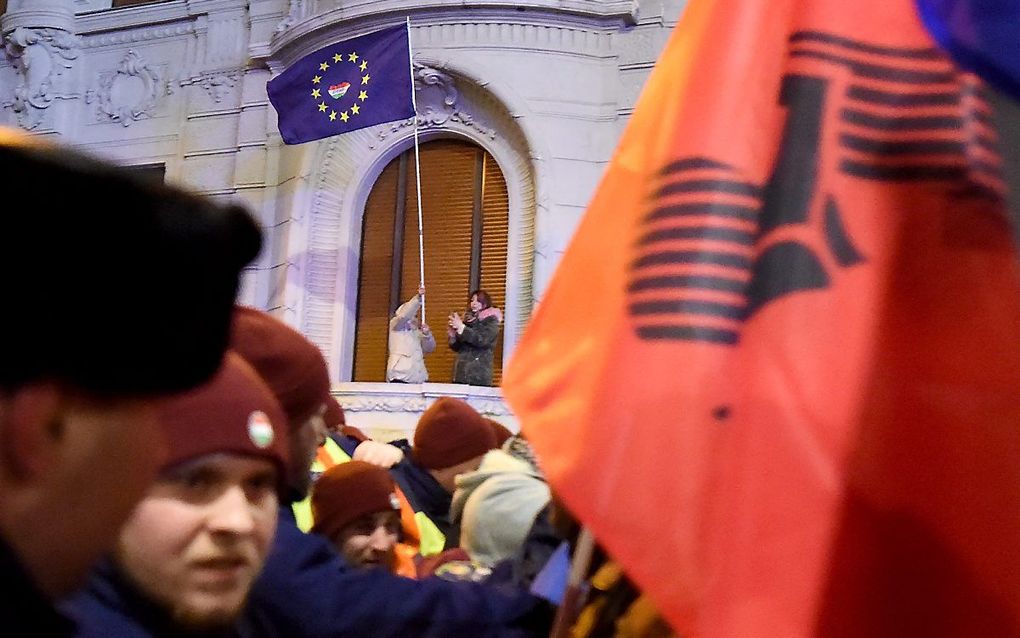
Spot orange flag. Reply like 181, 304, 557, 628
502, 0, 1020, 635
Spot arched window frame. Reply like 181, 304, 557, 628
281, 63, 543, 384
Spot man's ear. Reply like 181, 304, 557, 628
0, 383, 64, 481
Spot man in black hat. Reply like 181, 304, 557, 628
0, 129, 261, 635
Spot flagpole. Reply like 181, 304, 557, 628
549, 526, 597, 638
406, 16, 426, 323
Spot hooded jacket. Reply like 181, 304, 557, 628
450, 451, 551, 567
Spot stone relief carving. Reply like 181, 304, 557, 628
339, 396, 430, 413
3, 27, 81, 130
338, 393, 511, 416
274, 0, 307, 37
86, 50, 168, 127
374, 63, 496, 145
81, 24, 195, 49
180, 70, 241, 104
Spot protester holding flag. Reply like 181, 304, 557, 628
388, 286, 435, 383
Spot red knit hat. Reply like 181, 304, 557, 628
310, 461, 400, 540
158, 352, 289, 480
324, 396, 345, 429
413, 397, 497, 470
230, 306, 331, 432
485, 418, 514, 448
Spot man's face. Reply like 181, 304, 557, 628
335, 510, 400, 571
431, 454, 486, 494
115, 454, 278, 630
287, 404, 327, 498
40, 395, 167, 596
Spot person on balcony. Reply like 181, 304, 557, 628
448, 290, 502, 386
387, 286, 436, 384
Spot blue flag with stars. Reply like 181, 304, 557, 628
268, 25, 415, 145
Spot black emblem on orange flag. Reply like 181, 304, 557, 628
628, 31, 1004, 345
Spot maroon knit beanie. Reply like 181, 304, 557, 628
324, 396, 345, 429
230, 306, 331, 432
310, 461, 400, 540
413, 397, 497, 470
158, 352, 289, 480
486, 418, 514, 448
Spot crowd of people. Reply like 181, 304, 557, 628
0, 129, 667, 637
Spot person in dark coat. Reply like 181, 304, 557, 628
448, 290, 502, 386
389, 397, 502, 550
0, 129, 260, 636
232, 309, 549, 637
64, 354, 289, 637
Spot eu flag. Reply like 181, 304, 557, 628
268, 25, 415, 145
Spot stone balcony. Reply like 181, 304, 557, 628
333, 381, 517, 442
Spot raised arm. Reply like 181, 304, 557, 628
389, 294, 422, 331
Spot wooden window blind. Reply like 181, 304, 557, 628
479, 153, 509, 386
352, 158, 399, 381
353, 139, 509, 383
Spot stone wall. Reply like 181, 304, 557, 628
0, 0, 684, 387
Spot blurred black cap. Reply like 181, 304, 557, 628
0, 129, 262, 397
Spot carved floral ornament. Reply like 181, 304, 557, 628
180, 70, 241, 104
338, 393, 512, 416
374, 63, 496, 145
86, 49, 168, 127
3, 27, 81, 130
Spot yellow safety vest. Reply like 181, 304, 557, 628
294, 437, 447, 557
292, 437, 352, 532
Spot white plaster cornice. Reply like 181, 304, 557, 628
75, 0, 190, 35
265, 3, 630, 64
79, 21, 194, 48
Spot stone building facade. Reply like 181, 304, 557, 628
1, 0, 684, 433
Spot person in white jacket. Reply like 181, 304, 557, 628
387, 286, 436, 383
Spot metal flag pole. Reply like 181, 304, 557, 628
406, 16, 426, 323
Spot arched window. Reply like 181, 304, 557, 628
353, 139, 509, 384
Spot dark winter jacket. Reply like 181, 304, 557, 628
0, 538, 75, 638
449, 309, 501, 386
247, 505, 546, 637
388, 446, 457, 546
63, 560, 275, 637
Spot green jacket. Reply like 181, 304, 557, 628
449, 312, 500, 386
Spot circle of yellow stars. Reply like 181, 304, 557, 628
309, 51, 371, 124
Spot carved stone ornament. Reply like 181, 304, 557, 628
274, 0, 306, 37
180, 70, 241, 103
3, 27, 81, 130
375, 63, 496, 144
87, 50, 167, 127
339, 396, 430, 413
338, 393, 511, 416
